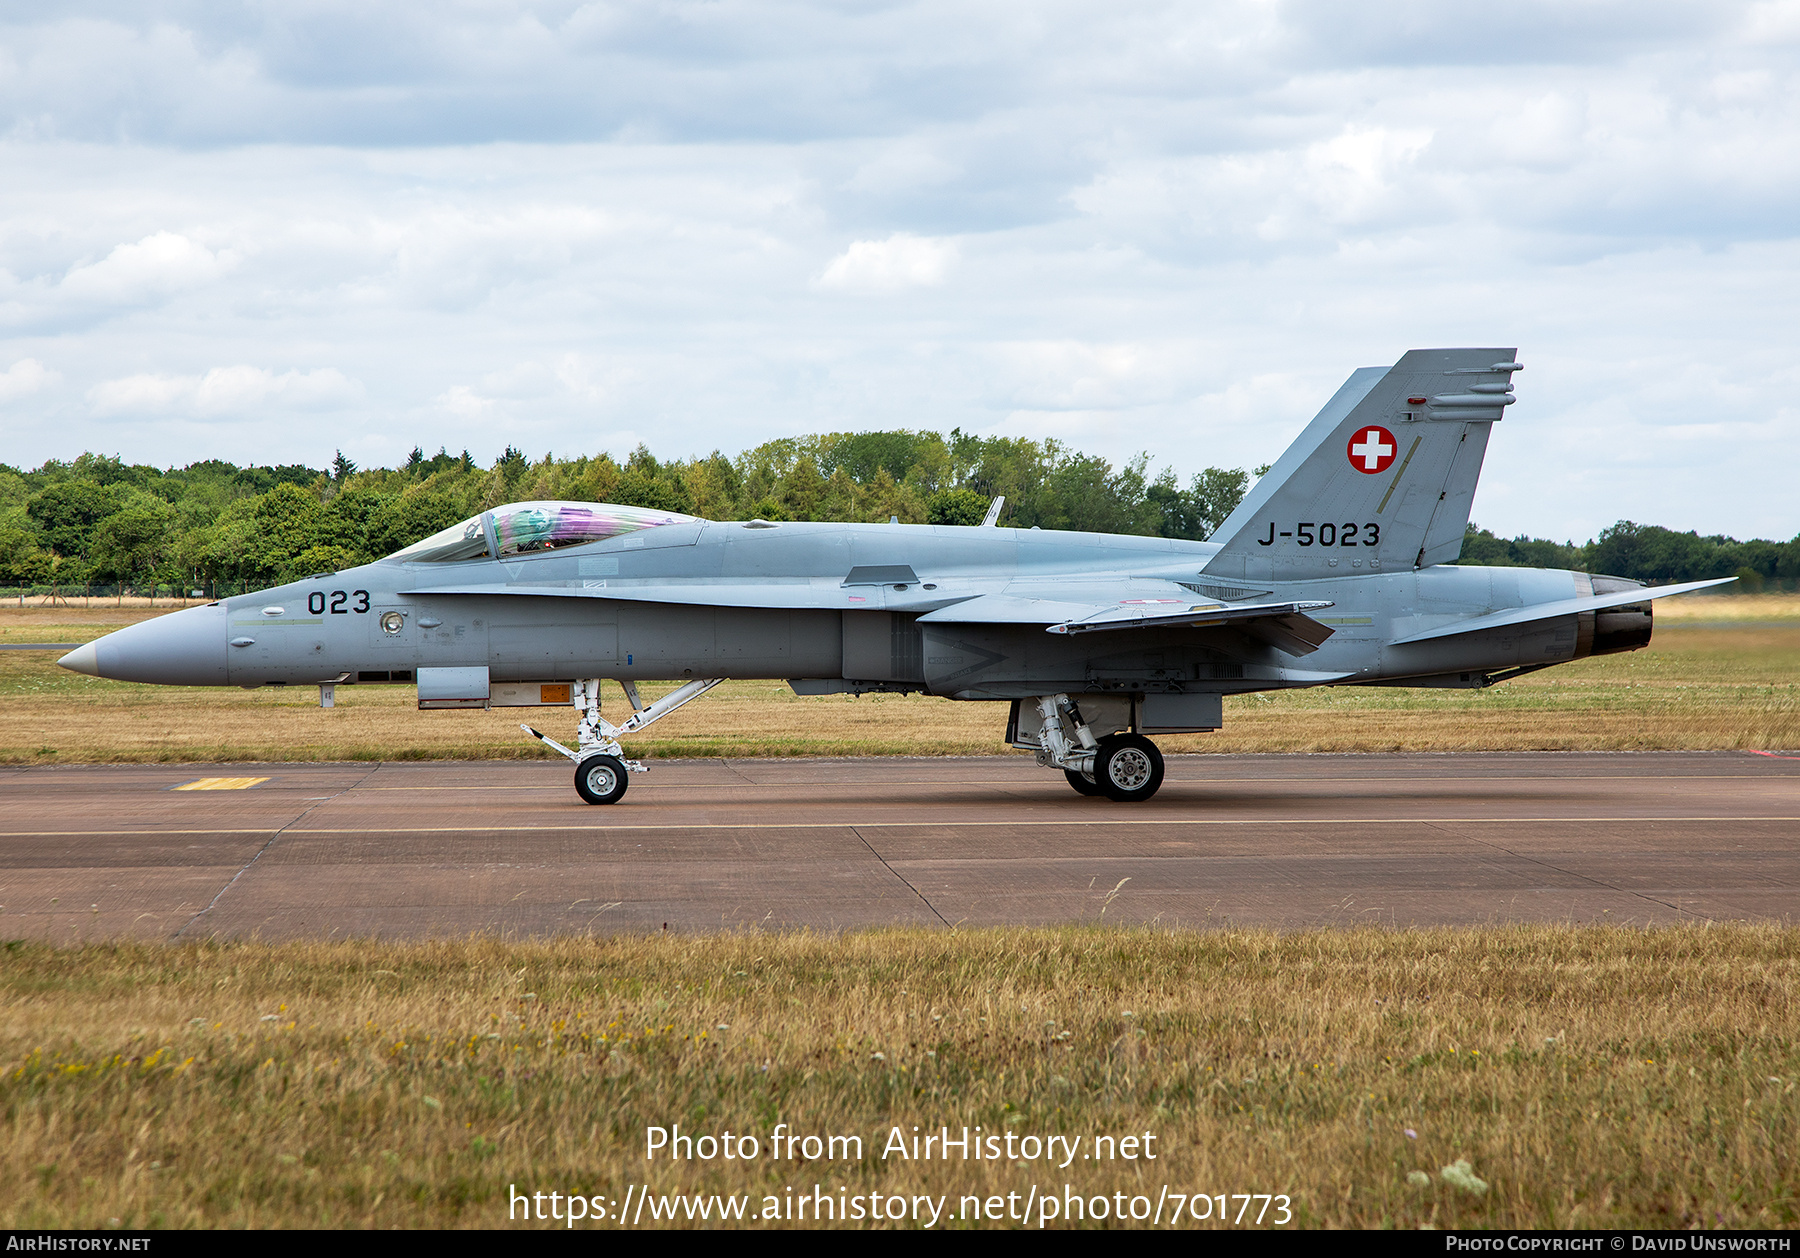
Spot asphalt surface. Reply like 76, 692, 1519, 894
2, 752, 1797, 941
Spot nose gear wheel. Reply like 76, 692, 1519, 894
575, 754, 629, 805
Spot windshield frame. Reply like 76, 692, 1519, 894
384, 513, 496, 565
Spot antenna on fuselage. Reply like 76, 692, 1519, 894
980, 495, 1005, 527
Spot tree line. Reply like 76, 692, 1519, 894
0, 435, 1792, 595
1458, 523, 1799, 593
0, 434, 1257, 595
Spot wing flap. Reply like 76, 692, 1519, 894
1043, 598, 1334, 635
1042, 599, 1338, 657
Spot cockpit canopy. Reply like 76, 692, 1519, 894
385, 500, 702, 564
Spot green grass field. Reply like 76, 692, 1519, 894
2, 927, 1796, 1230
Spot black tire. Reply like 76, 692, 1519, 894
1064, 768, 1104, 796
574, 754, 629, 805
1094, 734, 1164, 802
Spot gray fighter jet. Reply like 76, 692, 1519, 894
59, 348, 1730, 804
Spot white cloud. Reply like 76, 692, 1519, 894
59, 232, 234, 304
1742, 0, 1800, 43
985, 340, 1168, 410
0, 357, 57, 403
1302, 126, 1435, 220
818, 234, 955, 292
86, 373, 192, 414
434, 384, 497, 419
87, 366, 358, 416
0, 3, 1795, 539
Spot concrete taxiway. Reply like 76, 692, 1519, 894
2, 752, 1796, 941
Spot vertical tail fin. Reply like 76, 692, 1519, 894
1202, 348, 1519, 582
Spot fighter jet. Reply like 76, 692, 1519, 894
59, 348, 1730, 804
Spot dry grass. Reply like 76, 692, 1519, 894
2, 596, 1795, 763
2, 927, 1795, 1229
1655, 593, 1800, 622
0, 596, 209, 615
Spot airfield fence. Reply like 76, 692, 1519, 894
0, 583, 257, 608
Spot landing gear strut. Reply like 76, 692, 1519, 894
1030, 693, 1166, 802
522, 677, 723, 804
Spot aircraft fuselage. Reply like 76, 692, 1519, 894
67, 519, 1646, 699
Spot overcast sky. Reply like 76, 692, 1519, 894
2, 1, 1797, 541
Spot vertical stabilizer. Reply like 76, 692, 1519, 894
1202, 348, 1518, 582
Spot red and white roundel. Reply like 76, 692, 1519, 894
1346, 425, 1398, 474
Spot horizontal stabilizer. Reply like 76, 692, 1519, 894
1387, 577, 1735, 645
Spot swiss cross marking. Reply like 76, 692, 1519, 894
1347, 425, 1397, 474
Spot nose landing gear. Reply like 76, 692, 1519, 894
522, 676, 723, 804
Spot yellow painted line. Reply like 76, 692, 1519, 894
172, 777, 270, 791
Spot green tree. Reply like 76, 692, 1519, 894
615, 446, 687, 512
927, 487, 989, 526
365, 491, 467, 557
497, 446, 528, 492
88, 497, 176, 590
324, 484, 398, 561
0, 508, 46, 584
778, 456, 827, 521
284, 544, 362, 581
1149, 466, 1250, 541
26, 480, 120, 560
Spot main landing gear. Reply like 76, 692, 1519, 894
522, 677, 723, 804
1032, 693, 1166, 802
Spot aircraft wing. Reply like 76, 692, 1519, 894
1386, 577, 1735, 645
921, 594, 1339, 656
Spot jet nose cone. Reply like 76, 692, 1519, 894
61, 603, 228, 685
57, 642, 99, 676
